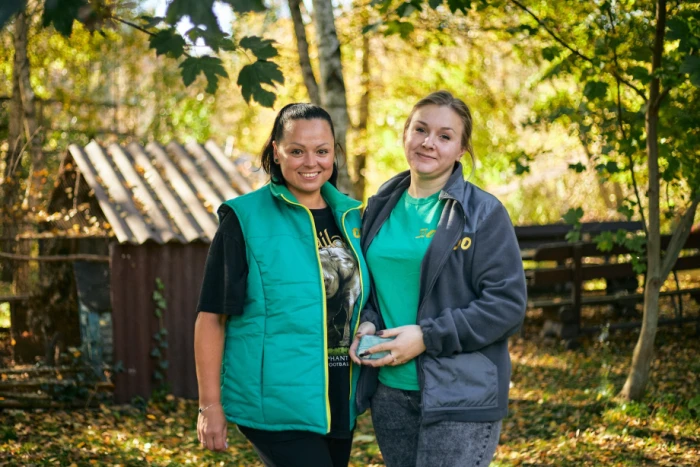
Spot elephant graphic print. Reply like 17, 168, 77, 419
312, 206, 360, 437
317, 228, 360, 349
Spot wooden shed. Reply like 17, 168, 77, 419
39, 139, 262, 402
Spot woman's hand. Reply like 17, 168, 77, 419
197, 403, 228, 451
361, 325, 426, 368
349, 321, 376, 365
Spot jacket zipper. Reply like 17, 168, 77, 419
280, 194, 331, 434
415, 199, 465, 414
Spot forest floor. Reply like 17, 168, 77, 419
1, 303, 699, 466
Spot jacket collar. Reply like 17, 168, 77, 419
372, 162, 468, 208
269, 182, 362, 212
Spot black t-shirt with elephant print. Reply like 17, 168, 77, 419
197, 204, 360, 438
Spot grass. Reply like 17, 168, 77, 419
0, 321, 698, 466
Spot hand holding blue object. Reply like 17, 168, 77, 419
358, 335, 395, 360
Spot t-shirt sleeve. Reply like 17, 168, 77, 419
196, 204, 248, 316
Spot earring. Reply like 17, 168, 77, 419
274, 158, 279, 163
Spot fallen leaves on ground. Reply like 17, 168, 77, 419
1, 324, 698, 466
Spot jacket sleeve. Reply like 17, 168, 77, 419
359, 296, 382, 330
419, 203, 526, 355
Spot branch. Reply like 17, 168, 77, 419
607, 7, 648, 234
508, 0, 647, 101
654, 86, 672, 110
113, 17, 157, 37
114, 17, 192, 58
660, 193, 700, 279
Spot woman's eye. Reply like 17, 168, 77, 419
318, 149, 329, 155
440, 135, 451, 140
291, 149, 303, 155
415, 127, 426, 133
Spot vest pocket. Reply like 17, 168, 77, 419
422, 352, 498, 410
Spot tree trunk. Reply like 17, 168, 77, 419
11, 9, 42, 295
311, 0, 353, 197
353, 22, 370, 201
288, 0, 320, 106
1, 13, 27, 283
620, 0, 666, 402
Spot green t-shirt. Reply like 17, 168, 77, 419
366, 189, 445, 390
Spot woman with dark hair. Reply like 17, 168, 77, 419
195, 103, 369, 467
349, 91, 526, 466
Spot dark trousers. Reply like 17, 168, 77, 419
371, 383, 501, 467
238, 425, 353, 467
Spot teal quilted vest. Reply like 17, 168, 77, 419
220, 182, 369, 434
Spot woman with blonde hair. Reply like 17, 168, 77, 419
350, 91, 526, 467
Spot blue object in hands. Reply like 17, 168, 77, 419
358, 335, 395, 360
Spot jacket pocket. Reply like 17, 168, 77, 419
422, 352, 498, 410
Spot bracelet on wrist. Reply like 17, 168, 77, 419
198, 403, 220, 415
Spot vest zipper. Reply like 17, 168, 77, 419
341, 206, 365, 429
280, 194, 331, 434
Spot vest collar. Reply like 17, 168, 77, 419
269, 182, 362, 212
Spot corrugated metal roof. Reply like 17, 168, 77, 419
48, 140, 263, 244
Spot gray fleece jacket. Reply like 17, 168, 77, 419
356, 163, 527, 423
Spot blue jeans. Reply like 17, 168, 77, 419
371, 383, 501, 467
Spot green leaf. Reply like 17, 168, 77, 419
690, 72, 700, 88
594, 232, 614, 253
0, 0, 26, 30
514, 159, 530, 175
627, 66, 650, 85
187, 27, 236, 52
617, 205, 635, 221
150, 348, 161, 358
179, 56, 229, 94
149, 28, 186, 58
239, 36, 278, 60
542, 46, 562, 61
237, 60, 284, 107
397, 1, 422, 17
605, 161, 619, 174
140, 15, 165, 28
595, 161, 619, 174
446, 0, 471, 14
583, 81, 609, 100
562, 207, 584, 225
689, 394, 700, 411
220, 0, 266, 14
565, 230, 581, 243
42, 0, 86, 36
568, 162, 586, 173
662, 156, 681, 182
166, 0, 222, 35
680, 56, 700, 75
362, 22, 381, 34
666, 18, 689, 42
428, 0, 442, 8
384, 19, 414, 39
